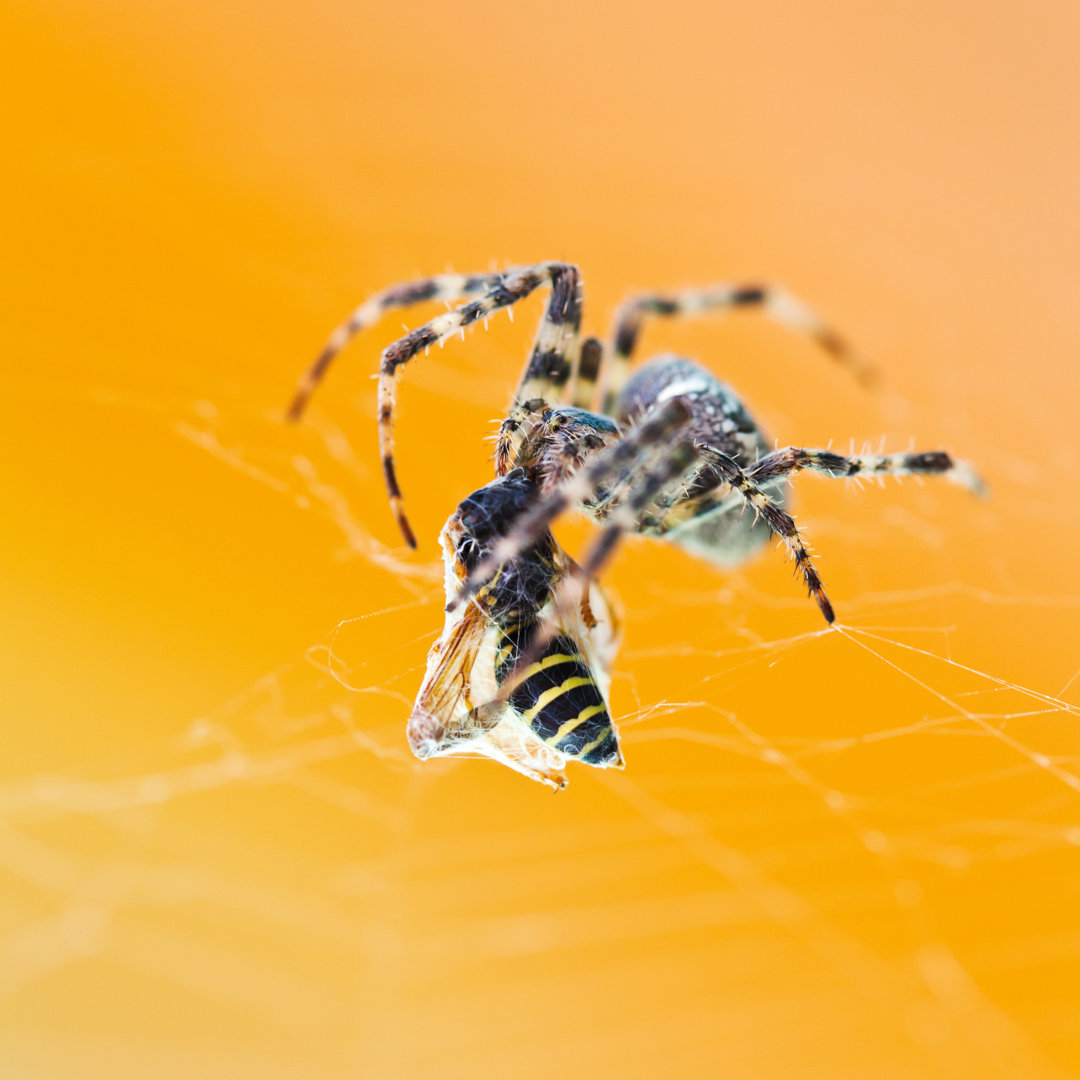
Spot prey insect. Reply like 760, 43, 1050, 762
289, 262, 984, 785
408, 469, 621, 790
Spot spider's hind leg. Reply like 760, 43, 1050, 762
601, 283, 877, 415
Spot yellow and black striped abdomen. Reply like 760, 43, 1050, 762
496, 630, 621, 767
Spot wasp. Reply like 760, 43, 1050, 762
408, 469, 621, 790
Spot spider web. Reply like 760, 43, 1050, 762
3, 357, 1079, 1080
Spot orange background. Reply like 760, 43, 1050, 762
4, 1, 1080, 1076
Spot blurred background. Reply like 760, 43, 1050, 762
4, 0, 1080, 1076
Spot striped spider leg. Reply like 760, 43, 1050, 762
287, 270, 510, 421
641, 443, 985, 623
287, 262, 586, 547
600, 438, 983, 629
598, 281, 878, 415
744, 446, 987, 496
375, 263, 586, 547
410, 469, 622, 789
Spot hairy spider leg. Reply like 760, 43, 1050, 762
448, 397, 695, 614
746, 446, 987, 496
652, 447, 836, 623
512, 262, 584, 403
600, 283, 878, 416
571, 336, 605, 409
376, 263, 585, 546
287, 271, 508, 421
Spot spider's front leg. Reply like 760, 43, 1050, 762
288, 270, 510, 421
290, 261, 593, 546
376, 262, 587, 546
494, 399, 547, 476
747, 446, 987, 496
650, 446, 837, 624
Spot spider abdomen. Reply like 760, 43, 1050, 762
616, 355, 784, 565
615, 355, 769, 467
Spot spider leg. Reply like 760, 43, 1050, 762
570, 336, 605, 409
448, 398, 694, 614
747, 446, 987, 496
600, 283, 877, 414
376, 262, 584, 546
494, 398, 547, 476
513, 263, 585, 403
651, 446, 836, 624
287, 271, 507, 421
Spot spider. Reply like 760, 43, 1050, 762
288, 261, 983, 633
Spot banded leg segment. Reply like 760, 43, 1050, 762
288, 271, 506, 421
652, 447, 836, 624
748, 447, 987, 496
576, 437, 702, 583
571, 336, 604, 409
514, 263, 585, 404
601, 283, 877, 414
377, 262, 584, 546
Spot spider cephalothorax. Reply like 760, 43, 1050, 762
288, 261, 983, 785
